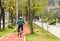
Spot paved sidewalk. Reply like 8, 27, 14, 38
0, 22, 30, 41
34, 21, 60, 38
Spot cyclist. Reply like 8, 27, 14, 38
17, 16, 24, 36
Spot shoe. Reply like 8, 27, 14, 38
18, 34, 19, 36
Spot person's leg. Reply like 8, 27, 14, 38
18, 25, 20, 35
19, 25, 22, 36
21, 25, 23, 32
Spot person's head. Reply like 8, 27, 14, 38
19, 16, 23, 20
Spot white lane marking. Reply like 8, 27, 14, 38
24, 36, 25, 41
10, 40, 12, 41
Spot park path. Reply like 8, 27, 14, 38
0, 22, 30, 41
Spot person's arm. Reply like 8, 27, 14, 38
17, 20, 19, 24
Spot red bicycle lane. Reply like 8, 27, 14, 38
0, 22, 30, 41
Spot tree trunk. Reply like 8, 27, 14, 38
1, 6, 5, 30
0, 0, 1, 31
25, 6, 28, 21
28, 0, 34, 33
11, 12, 14, 25
3, 10, 5, 30
11, 12, 13, 25
30, 21, 34, 33
0, 15, 1, 31
26, 11, 28, 20
28, 0, 30, 22
9, 10, 14, 25
30, 13, 34, 33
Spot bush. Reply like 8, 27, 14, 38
8, 25, 14, 29
48, 19, 56, 25
41, 19, 47, 23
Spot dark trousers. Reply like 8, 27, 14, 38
18, 25, 23, 33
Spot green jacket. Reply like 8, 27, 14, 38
17, 19, 24, 25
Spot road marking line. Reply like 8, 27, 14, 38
24, 36, 25, 41
10, 40, 12, 41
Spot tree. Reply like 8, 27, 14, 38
0, 0, 5, 30
27, 0, 34, 33
1, 5, 5, 30
27, 0, 30, 21
27, 0, 48, 33
18, 0, 27, 19
58, 1, 60, 5
5, 0, 16, 25
0, 0, 1, 31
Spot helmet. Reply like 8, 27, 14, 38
19, 16, 23, 19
